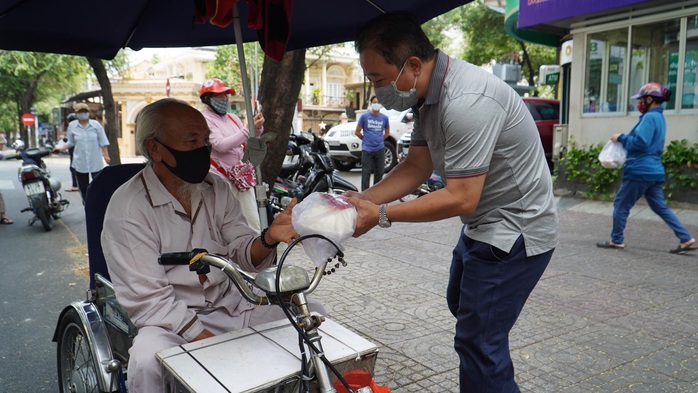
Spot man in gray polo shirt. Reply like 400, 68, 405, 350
346, 12, 558, 393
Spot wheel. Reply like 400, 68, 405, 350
57, 308, 103, 393
384, 141, 397, 172
332, 158, 356, 172
37, 205, 52, 231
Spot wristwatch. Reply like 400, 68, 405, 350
378, 203, 392, 228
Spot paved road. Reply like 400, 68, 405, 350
1, 156, 696, 392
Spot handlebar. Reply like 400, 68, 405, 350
158, 235, 343, 306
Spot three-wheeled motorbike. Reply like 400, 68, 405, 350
53, 164, 384, 393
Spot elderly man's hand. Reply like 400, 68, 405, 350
267, 198, 300, 244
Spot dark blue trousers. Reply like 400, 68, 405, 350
447, 232, 553, 393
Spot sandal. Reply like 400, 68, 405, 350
669, 244, 697, 254
596, 241, 624, 250
0, 217, 13, 225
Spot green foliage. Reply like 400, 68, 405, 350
558, 140, 621, 200
457, 2, 556, 90
0, 51, 88, 128
559, 139, 698, 200
662, 139, 698, 198
208, 43, 265, 95
421, 8, 462, 52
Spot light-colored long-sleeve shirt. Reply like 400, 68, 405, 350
203, 107, 262, 179
67, 119, 109, 173
101, 166, 276, 342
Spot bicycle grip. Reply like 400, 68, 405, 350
158, 249, 208, 265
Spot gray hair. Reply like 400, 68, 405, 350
135, 98, 189, 164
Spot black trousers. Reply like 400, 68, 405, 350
75, 170, 102, 203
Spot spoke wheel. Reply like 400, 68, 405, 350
57, 309, 102, 393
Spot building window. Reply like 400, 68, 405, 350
682, 16, 698, 110
584, 28, 627, 113
629, 19, 679, 111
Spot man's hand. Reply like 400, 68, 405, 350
611, 134, 621, 142
343, 196, 380, 237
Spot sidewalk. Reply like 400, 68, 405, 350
309, 197, 698, 392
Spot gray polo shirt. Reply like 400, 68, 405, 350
411, 50, 557, 256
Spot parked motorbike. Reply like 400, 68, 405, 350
399, 170, 444, 202
15, 147, 69, 231
269, 131, 357, 221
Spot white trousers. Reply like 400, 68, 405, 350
233, 186, 261, 234
127, 300, 326, 393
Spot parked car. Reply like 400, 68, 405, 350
324, 108, 414, 171
523, 97, 559, 169
396, 97, 560, 170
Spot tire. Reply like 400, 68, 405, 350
384, 141, 397, 172
37, 205, 52, 231
57, 308, 103, 393
332, 158, 356, 172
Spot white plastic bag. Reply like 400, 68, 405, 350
291, 193, 357, 266
598, 140, 627, 169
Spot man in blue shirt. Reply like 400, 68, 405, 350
355, 96, 390, 191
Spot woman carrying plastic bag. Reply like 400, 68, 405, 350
596, 83, 695, 253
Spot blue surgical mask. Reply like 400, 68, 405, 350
209, 98, 229, 115
375, 61, 418, 111
77, 112, 90, 121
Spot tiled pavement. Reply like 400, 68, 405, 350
300, 197, 698, 392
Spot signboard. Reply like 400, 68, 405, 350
539, 65, 560, 85
519, 0, 650, 28
21, 113, 35, 126
560, 40, 573, 65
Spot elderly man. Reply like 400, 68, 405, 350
347, 12, 557, 393
101, 98, 324, 393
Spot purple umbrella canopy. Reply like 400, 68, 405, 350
0, 0, 471, 59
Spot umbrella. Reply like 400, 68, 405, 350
0, 0, 470, 60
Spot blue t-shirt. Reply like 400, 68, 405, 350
358, 112, 389, 152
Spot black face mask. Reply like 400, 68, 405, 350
154, 138, 211, 184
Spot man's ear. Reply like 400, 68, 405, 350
407, 56, 422, 76
147, 139, 161, 162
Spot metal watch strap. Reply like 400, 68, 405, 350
379, 203, 391, 228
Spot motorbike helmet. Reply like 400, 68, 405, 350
631, 82, 667, 99
199, 78, 235, 100
66, 113, 78, 122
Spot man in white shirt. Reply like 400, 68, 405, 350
101, 98, 324, 393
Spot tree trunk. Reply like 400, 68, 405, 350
257, 50, 306, 189
518, 41, 536, 87
17, 75, 41, 147
87, 57, 121, 165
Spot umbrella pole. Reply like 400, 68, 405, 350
233, 3, 270, 230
